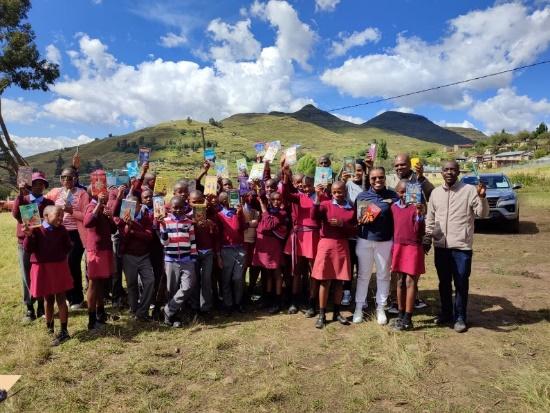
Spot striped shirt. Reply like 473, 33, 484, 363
159, 214, 197, 262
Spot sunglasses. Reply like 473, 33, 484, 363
60, 176, 74, 180
370, 176, 386, 181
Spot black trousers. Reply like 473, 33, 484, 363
67, 230, 85, 305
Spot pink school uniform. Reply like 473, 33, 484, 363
252, 207, 289, 269
83, 200, 117, 279
391, 202, 426, 276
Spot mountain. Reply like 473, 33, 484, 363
444, 127, 487, 141
364, 111, 473, 145
267, 104, 359, 131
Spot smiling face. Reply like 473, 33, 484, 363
354, 163, 364, 182
394, 154, 412, 179
265, 179, 278, 195
302, 176, 314, 194
141, 189, 153, 208
221, 178, 233, 191
60, 168, 75, 190
369, 168, 386, 192
173, 182, 189, 199
395, 181, 407, 201
170, 196, 186, 217
189, 190, 205, 205
441, 161, 460, 187
45, 206, 64, 227
318, 156, 331, 167
331, 181, 347, 203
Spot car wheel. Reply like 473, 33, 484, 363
508, 217, 520, 233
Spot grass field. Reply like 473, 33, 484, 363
0, 193, 549, 412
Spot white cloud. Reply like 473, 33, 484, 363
334, 113, 366, 124
207, 18, 261, 61
315, 0, 341, 12
159, 32, 187, 48
252, 0, 317, 70
45, 44, 61, 65
329, 27, 381, 58
43, 35, 310, 128
393, 106, 414, 114
436, 120, 477, 129
2, 98, 38, 123
14, 134, 93, 157
469, 88, 550, 134
321, 3, 550, 107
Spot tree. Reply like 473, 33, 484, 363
295, 153, 317, 177
378, 139, 388, 160
534, 122, 548, 137
186, 116, 192, 125
0, 0, 60, 178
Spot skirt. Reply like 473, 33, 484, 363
311, 238, 351, 281
391, 243, 425, 276
252, 234, 283, 270
30, 260, 73, 298
283, 228, 320, 259
87, 249, 114, 279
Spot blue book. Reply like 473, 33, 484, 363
126, 161, 139, 178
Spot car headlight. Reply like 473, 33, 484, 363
497, 194, 516, 204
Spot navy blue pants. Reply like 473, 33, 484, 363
434, 248, 472, 322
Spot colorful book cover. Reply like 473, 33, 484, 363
285, 146, 297, 166
126, 161, 139, 178
406, 183, 423, 204
314, 167, 333, 186
204, 148, 216, 161
411, 157, 421, 170
115, 174, 129, 186
17, 166, 32, 187
249, 163, 265, 181
263, 140, 281, 162
343, 156, 355, 174
139, 147, 151, 164
204, 175, 218, 195
154, 176, 169, 195
106, 172, 117, 187
254, 142, 265, 156
153, 196, 166, 219
215, 159, 229, 178
119, 199, 137, 221
236, 158, 248, 176
228, 189, 240, 208
19, 203, 41, 228
90, 170, 108, 196
356, 200, 382, 222
193, 203, 207, 222
238, 176, 250, 195
367, 143, 377, 161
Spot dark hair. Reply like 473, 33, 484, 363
369, 166, 386, 176
355, 159, 366, 171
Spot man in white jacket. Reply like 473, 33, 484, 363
424, 161, 489, 333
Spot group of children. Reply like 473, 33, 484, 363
13, 153, 428, 346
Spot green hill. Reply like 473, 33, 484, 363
444, 126, 488, 141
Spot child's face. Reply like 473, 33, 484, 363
292, 177, 303, 191
171, 199, 186, 217
218, 193, 229, 208
189, 193, 205, 205
396, 183, 406, 201
142, 191, 153, 208
31, 180, 46, 195
46, 207, 64, 227
265, 180, 277, 195
244, 193, 255, 204
206, 194, 218, 208
302, 178, 314, 194
222, 179, 233, 191
354, 164, 364, 181
173, 184, 189, 199
270, 193, 282, 209
331, 183, 346, 203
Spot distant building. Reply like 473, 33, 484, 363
453, 143, 474, 152
491, 151, 532, 167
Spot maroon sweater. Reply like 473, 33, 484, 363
118, 210, 154, 256
12, 194, 54, 244
216, 209, 246, 247
194, 219, 221, 252
83, 201, 117, 251
312, 200, 357, 239
24, 225, 72, 263
391, 203, 425, 245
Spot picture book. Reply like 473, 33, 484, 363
285, 146, 297, 166
236, 158, 248, 176
119, 199, 137, 221
139, 147, 151, 164
126, 161, 139, 178
204, 148, 216, 161
19, 203, 41, 228
343, 156, 355, 174
263, 140, 281, 162
254, 142, 266, 157
193, 203, 207, 222
228, 189, 240, 208
215, 159, 229, 178
90, 170, 107, 196
115, 174, 129, 186
238, 176, 250, 195
356, 200, 382, 222
367, 143, 377, 161
411, 157, 421, 170
106, 172, 116, 187
154, 176, 169, 195
249, 163, 265, 181
314, 167, 333, 186
153, 196, 165, 219
204, 175, 218, 195
405, 183, 423, 204
17, 166, 32, 187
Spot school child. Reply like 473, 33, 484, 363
83, 189, 117, 330
158, 196, 198, 327
310, 181, 357, 329
189, 190, 219, 314
23, 206, 73, 346
243, 191, 261, 300
216, 191, 247, 313
12, 172, 54, 322
221, 178, 233, 191
390, 180, 426, 331
252, 192, 289, 313
117, 195, 155, 321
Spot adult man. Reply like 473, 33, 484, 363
424, 160, 488, 333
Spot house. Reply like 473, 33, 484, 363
453, 144, 474, 152
492, 151, 532, 167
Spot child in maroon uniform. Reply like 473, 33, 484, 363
391, 180, 426, 331
23, 205, 73, 346
252, 192, 289, 314
311, 181, 357, 329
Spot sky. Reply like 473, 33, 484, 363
3, 0, 550, 156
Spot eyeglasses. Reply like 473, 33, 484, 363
60, 176, 74, 180
370, 176, 386, 181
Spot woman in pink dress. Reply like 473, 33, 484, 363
310, 181, 357, 329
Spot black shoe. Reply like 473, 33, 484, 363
163, 309, 172, 326
97, 312, 119, 323
434, 314, 452, 326
454, 319, 467, 333
268, 304, 281, 315
392, 318, 413, 331
333, 312, 350, 325
36, 303, 45, 319
315, 314, 326, 329
136, 315, 152, 323
51, 330, 70, 346
304, 307, 316, 318
288, 304, 298, 314
88, 321, 105, 331
23, 309, 36, 323
236, 304, 246, 314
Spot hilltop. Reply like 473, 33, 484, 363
444, 126, 487, 141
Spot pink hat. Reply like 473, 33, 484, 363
31, 172, 49, 188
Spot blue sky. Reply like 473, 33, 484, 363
4, 0, 550, 155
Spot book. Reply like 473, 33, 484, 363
154, 176, 169, 195
106, 172, 116, 187
153, 196, 166, 219
356, 200, 382, 222
204, 175, 218, 195
411, 157, 421, 170
263, 140, 281, 162
90, 170, 108, 196
193, 203, 207, 222
343, 156, 355, 174
126, 161, 139, 178
238, 176, 250, 195
204, 148, 216, 161
139, 147, 151, 164
406, 183, 422, 204
119, 199, 137, 221
249, 163, 265, 181
115, 174, 129, 186
17, 166, 32, 187
236, 158, 248, 176
254, 142, 266, 157
228, 189, 240, 208
19, 203, 41, 228
367, 143, 377, 161
285, 146, 297, 166
314, 167, 333, 186
215, 159, 229, 178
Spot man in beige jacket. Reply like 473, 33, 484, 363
424, 160, 488, 332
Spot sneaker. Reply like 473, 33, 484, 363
268, 304, 280, 315
304, 307, 316, 318
51, 330, 70, 346
434, 314, 453, 326
387, 301, 399, 314
88, 321, 105, 331
70, 303, 83, 311
288, 304, 298, 314
23, 309, 36, 323
414, 298, 429, 309
315, 314, 326, 329
454, 318, 467, 333
352, 307, 364, 324
392, 318, 413, 331
376, 308, 388, 325
36, 304, 45, 319
341, 290, 352, 306
172, 320, 183, 328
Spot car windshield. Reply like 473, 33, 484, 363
462, 175, 510, 189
